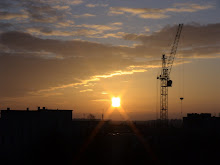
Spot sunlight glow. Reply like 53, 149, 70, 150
112, 97, 120, 107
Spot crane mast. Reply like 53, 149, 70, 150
157, 24, 183, 122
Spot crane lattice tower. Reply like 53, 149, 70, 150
157, 24, 183, 121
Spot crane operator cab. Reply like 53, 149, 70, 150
167, 80, 172, 87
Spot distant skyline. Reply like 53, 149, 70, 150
0, 0, 220, 120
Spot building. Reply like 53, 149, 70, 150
0, 107, 73, 165
183, 113, 220, 129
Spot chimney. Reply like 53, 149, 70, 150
7, 107, 10, 111
27, 108, 29, 111
38, 107, 40, 110
43, 107, 46, 110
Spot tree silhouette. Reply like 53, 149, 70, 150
87, 113, 95, 120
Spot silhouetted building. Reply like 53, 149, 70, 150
183, 113, 220, 128
0, 107, 73, 165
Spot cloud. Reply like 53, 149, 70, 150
86, 4, 96, 8
101, 91, 108, 95
45, 0, 84, 5
110, 7, 162, 15
0, 11, 28, 20
31, 68, 148, 95
55, 20, 75, 28
171, 3, 214, 12
26, 27, 53, 34
73, 13, 96, 18
0, 23, 220, 98
0, 0, 70, 23
67, 0, 83, 5
92, 99, 109, 102
80, 89, 93, 92
100, 32, 126, 39
0, 22, 13, 30
26, 3, 66, 23
52, 5, 70, 10
109, 10, 124, 15
93, 69, 147, 79
139, 13, 169, 19
109, 3, 214, 19
109, 7, 169, 19
110, 22, 123, 26
25, 27, 103, 37
26, 28, 125, 39
144, 27, 150, 32
77, 23, 122, 31
123, 23, 220, 58
0, 31, 135, 97
86, 4, 108, 8
25, 22, 123, 38
72, 22, 124, 38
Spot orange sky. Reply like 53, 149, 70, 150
0, 0, 220, 120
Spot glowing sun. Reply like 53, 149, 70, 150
112, 97, 120, 107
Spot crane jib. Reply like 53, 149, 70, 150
167, 24, 183, 76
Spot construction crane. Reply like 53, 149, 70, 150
157, 24, 183, 122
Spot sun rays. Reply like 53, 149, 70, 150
73, 101, 159, 165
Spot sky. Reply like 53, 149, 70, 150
0, 0, 220, 120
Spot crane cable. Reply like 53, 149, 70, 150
179, 30, 184, 119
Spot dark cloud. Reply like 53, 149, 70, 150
0, 23, 220, 98
0, 31, 134, 97
35, 27, 52, 33
0, 31, 115, 57
123, 23, 220, 58
0, 1, 14, 8
24, 2, 66, 23
0, 22, 13, 30
0, 0, 68, 24
109, 3, 214, 19
0, 11, 28, 20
